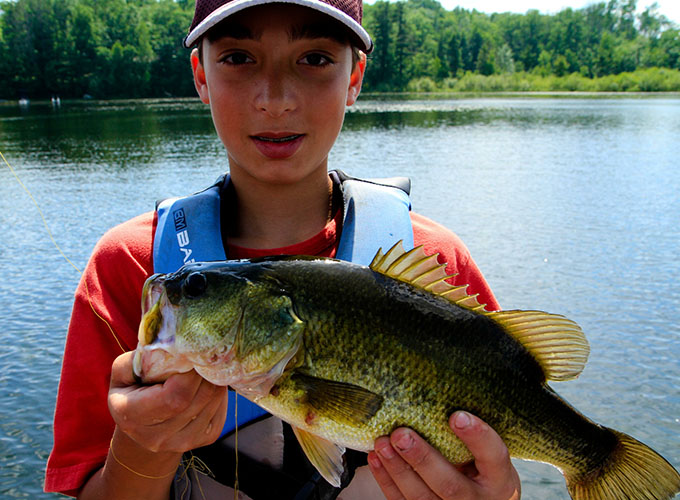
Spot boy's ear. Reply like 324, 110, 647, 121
346, 51, 366, 107
191, 48, 210, 104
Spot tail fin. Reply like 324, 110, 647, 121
566, 429, 680, 500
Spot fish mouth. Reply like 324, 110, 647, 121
138, 274, 173, 346
141, 275, 165, 318
133, 275, 188, 383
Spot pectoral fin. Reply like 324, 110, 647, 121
292, 425, 346, 487
292, 373, 384, 426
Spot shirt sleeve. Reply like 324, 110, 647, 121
44, 212, 155, 496
411, 212, 501, 312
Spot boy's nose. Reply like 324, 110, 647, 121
254, 70, 296, 117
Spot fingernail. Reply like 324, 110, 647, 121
453, 411, 471, 429
377, 443, 396, 459
368, 452, 382, 469
393, 431, 414, 452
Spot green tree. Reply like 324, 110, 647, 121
446, 33, 462, 76
515, 10, 544, 71
475, 40, 495, 75
495, 43, 515, 73
468, 30, 483, 69
553, 54, 569, 76
536, 49, 553, 76
596, 31, 616, 75
392, 1, 410, 89
639, 2, 665, 38
459, 34, 472, 72
71, 3, 98, 96
365, 1, 392, 90
146, 0, 194, 97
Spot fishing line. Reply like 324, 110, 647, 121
1, 150, 81, 274
1, 149, 125, 353
234, 396, 240, 500
5, 149, 243, 494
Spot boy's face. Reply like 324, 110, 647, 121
191, 4, 365, 186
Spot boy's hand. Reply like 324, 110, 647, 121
368, 411, 521, 500
108, 351, 227, 454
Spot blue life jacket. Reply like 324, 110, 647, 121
153, 170, 413, 438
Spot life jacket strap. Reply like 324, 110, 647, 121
332, 170, 414, 266
153, 175, 227, 274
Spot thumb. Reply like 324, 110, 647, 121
111, 351, 139, 387
449, 411, 513, 483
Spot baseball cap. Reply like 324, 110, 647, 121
185, 0, 373, 53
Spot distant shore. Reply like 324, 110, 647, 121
5, 67, 678, 104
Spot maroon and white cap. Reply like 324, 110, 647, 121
184, 0, 373, 52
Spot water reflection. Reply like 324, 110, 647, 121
345, 98, 628, 131
1, 100, 215, 171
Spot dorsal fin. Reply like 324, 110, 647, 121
370, 242, 589, 381
370, 241, 487, 312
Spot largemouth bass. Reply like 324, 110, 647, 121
133, 243, 680, 500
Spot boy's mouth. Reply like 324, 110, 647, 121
251, 133, 305, 160
252, 134, 304, 143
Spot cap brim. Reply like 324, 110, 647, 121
184, 0, 373, 53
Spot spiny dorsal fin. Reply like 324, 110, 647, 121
370, 241, 487, 312
291, 426, 346, 487
488, 310, 590, 381
370, 242, 590, 382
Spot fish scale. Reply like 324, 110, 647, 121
133, 244, 680, 500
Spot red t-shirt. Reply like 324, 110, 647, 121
44, 209, 499, 496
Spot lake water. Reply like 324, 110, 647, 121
1, 96, 679, 499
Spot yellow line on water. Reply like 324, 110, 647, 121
1, 149, 125, 353
1, 149, 82, 275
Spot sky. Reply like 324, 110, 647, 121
410, 0, 680, 25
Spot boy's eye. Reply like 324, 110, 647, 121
299, 53, 332, 67
221, 52, 253, 65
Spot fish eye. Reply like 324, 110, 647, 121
183, 272, 207, 298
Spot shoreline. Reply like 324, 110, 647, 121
361, 90, 680, 99
2, 91, 680, 109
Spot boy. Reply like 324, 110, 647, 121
45, 0, 521, 498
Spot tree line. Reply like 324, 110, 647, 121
1, 0, 678, 99
362, 0, 680, 91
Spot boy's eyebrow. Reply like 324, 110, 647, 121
207, 21, 348, 44
207, 22, 254, 42
290, 22, 349, 43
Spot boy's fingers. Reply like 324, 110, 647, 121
174, 383, 228, 447
110, 352, 206, 424
372, 435, 448, 499
449, 411, 515, 485
387, 428, 470, 499
367, 449, 407, 500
